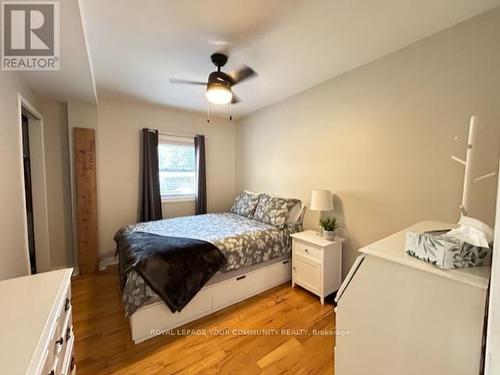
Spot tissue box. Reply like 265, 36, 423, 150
405, 230, 492, 269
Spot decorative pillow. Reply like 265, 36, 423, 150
253, 194, 300, 229
230, 191, 261, 218
287, 203, 306, 225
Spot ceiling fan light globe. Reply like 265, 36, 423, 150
206, 86, 233, 105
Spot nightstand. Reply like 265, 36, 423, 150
290, 230, 343, 304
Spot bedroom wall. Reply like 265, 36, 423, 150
96, 95, 236, 258
236, 8, 500, 277
0, 71, 41, 279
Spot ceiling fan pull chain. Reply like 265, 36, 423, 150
207, 101, 210, 124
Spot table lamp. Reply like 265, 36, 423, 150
310, 189, 334, 237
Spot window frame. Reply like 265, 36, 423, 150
158, 134, 196, 203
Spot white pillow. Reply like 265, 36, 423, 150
287, 202, 306, 225
244, 189, 260, 196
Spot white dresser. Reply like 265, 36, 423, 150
0, 268, 75, 375
335, 222, 490, 375
291, 230, 343, 304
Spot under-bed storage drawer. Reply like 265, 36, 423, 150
130, 287, 213, 339
212, 260, 291, 310
129, 259, 292, 343
212, 272, 264, 310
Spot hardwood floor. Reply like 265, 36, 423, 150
72, 267, 335, 374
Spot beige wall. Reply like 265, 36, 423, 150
41, 101, 74, 268
96, 96, 236, 257
236, 9, 500, 276
0, 71, 41, 279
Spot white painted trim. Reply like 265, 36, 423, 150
17, 96, 31, 275
99, 256, 118, 271
485, 162, 500, 375
158, 134, 195, 145
17, 94, 52, 274
161, 195, 196, 203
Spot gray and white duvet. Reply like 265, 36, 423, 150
117, 212, 301, 315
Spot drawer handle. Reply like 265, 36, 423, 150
66, 327, 72, 341
304, 248, 310, 253
56, 337, 64, 346
292, 266, 296, 271
282, 260, 290, 265
65, 298, 71, 311
236, 275, 246, 281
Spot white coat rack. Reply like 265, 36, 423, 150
451, 116, 497, 216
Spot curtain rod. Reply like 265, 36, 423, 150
144, 129, 208, 139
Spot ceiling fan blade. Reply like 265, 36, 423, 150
170, 78, 207, 86
228, 66, 256, 85
231, 93, 240, 104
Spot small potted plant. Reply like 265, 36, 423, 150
319, 216, 339, 240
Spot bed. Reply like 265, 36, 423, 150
115, 193, 304, 343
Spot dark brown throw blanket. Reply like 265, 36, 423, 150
116, 231, 227, 313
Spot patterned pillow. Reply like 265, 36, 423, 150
230, 192, 261, 218
253, 194, 300, 229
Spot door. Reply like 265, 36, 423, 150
22, 115, 37, 274
294, 254, 321, 293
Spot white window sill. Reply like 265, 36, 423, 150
161, 196, 196, 203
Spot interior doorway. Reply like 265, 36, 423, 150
18, 95, 51, 274
21, 114, 37, 274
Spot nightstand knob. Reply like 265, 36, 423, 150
305, 248, 309, 253
292, 266, 296, 271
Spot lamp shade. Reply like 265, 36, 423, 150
310, 189, 334, 211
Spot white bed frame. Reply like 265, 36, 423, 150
129, 257, 292, 343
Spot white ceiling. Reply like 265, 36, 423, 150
21, 0, 500, 117
17, 0, 96, 104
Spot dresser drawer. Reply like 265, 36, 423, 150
294, 240, 322, 261
59, 326, 75, 375
43, 271, 73, 375
55, 287, 72, 343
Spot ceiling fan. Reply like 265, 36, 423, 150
170, 53, 257, 105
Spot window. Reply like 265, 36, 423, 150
158, 135, 196, 201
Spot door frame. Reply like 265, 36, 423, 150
485, 162, 500, 374
17, 94, 51, 274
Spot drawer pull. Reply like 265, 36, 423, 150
65, 298, 71, 311
236, 275, 246, 281
292, 266, 296, 271
304, 248, 310, 253
282, 260, 290, 265
66, 327, 72, 341
56, 337, 64, 346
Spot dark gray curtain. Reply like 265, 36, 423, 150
140, 128, 163, 222
194, 135, 207, 215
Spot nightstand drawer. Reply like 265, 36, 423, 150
294, 240, 322, 261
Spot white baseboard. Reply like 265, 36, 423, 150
99, 256, 118, 271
